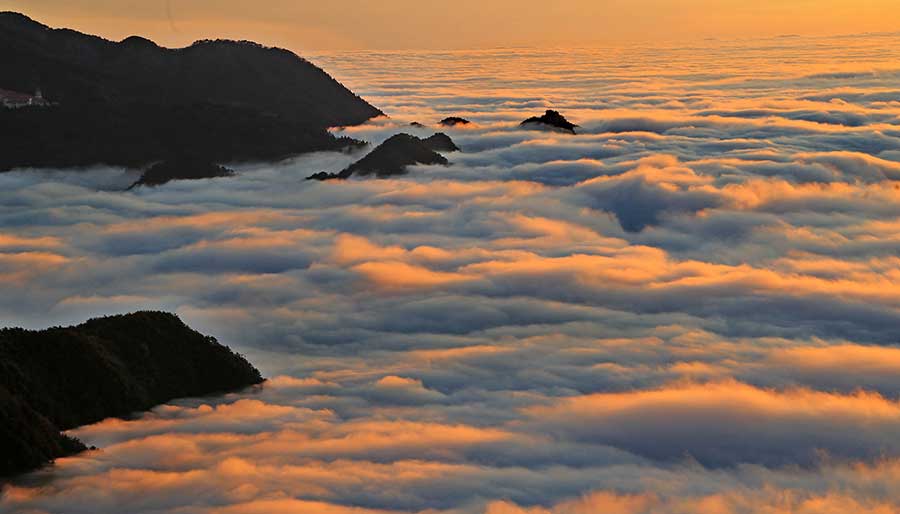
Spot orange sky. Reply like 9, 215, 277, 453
4, 0, 900, 50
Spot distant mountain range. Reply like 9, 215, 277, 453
0, 12, 382, 171
0, 312, 263, 477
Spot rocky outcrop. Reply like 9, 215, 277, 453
308, 133, 455, 180
423, 133, 460, 152
130, 159, 234, 188
521, 110, 578, 133
439, 117, 472, 127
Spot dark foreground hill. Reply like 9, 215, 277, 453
0, 312, 264, 477
308, 133, 455, 180
0, 12, 382, 171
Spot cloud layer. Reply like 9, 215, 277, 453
4, 36, 900, 513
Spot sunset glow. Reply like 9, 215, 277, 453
3, 2, 900, 514
5, 0, 900, 49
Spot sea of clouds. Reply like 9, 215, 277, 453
3, 34, 900, 513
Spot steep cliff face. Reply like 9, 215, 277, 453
0, 12, 383, 171
0, 312, 264, 477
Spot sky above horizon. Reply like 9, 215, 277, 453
3, 0, 900, 50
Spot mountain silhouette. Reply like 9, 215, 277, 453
0, 12, 382, 171
0, 312, 263, 477
129, 159, 235, 189
521, 110, 578, 133
439, 116, 472, 127
422, 133, 460, 152
308, 133, 456, 180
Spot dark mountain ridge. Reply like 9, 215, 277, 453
0, 12, 382, 171
0, 311, 264, 477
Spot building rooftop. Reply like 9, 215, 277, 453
0, 88, 36, 102
0, 88, 49, 107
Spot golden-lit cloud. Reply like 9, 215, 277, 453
4, 22, 900, 514
526, 380, 900, 465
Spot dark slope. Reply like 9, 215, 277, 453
0, 12, 382, 171
0, 312, 263, 477
308, 133, 454, 180
521, 110, 578, 133
0, 102, 365, 171
0, 387, 86, 478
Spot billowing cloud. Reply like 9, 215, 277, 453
5, 34, 900, 514
527, 381, 900, 467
